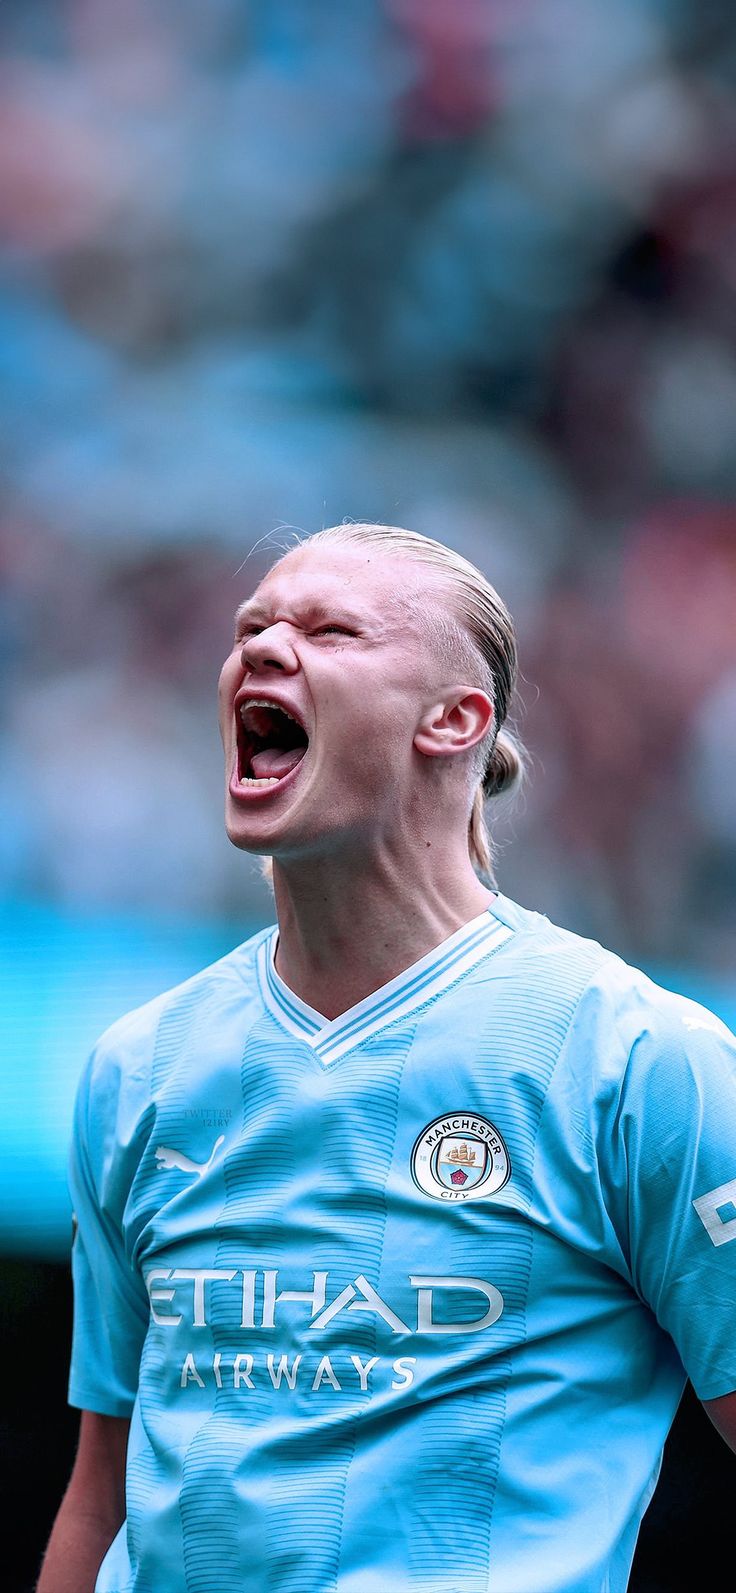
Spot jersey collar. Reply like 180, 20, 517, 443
256, 906, 514, 1066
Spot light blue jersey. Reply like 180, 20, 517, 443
69, 894, 736, 1593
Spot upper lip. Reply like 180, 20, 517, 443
233, 688, 309, 734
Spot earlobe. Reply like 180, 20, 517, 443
414, 691, 494, 760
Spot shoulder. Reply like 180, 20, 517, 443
79, 923, 274, 1100
575, 953, 736, 1084
492, 892, 736, 1085
490, 891, 625, 1036
492, 891, 614, 991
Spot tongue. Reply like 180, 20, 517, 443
250, 745, 306, 780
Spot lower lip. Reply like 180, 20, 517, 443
227, 752, 305, 805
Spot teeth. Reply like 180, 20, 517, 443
239, 699, 297, 725
240, 775, 280, 786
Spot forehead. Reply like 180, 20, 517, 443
242, 542, 443, 624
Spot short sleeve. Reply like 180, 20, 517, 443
608, 994, 736, 1401
68, 1044, 150, 1416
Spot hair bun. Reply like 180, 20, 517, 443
483, 727, 524, 798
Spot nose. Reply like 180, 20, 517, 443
240, 621, 298, 675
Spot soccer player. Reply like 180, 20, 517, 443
39, 523, 736, 1593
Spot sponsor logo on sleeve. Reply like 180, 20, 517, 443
693, 1176, 736, 1247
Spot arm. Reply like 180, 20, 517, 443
703, 1390, 736, 1455
36, 1410, 129, 1593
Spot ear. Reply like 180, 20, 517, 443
414, 690, 494, 762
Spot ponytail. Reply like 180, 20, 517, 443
468, 727, 525, 883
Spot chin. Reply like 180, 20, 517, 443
224, 812, 277, 855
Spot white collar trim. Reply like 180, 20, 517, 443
256, 907, 513, 1066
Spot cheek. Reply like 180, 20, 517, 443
217, 656, 239, 736
333, 712, 407, 783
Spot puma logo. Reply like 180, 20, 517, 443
681, 1010, 722, 1036
154, 1135, 225, 1177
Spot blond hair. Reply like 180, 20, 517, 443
287, 521, 525, 884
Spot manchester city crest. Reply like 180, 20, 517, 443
411, 1112, 511, 1202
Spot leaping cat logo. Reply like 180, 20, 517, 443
154, 1135, 225, 1177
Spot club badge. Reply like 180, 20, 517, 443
411, 1112, 511, 1202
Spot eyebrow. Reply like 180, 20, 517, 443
233, 598, 262, 630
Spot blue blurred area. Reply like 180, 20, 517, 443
2, 897, 734, 1261
0, 898, 265, 1258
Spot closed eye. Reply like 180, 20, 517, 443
233, 619, 359, 643
312, 624, 357, 637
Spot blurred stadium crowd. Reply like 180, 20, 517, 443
2, 0, 736, 973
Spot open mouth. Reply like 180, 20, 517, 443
236, 699, 309, 788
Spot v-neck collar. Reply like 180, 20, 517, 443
255, 903, 514, 1067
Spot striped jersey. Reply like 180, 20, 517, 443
68, 892, 736, 1592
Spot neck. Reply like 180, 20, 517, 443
270, 834, 494, 1020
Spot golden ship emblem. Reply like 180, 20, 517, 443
442, 1141, 478, 1166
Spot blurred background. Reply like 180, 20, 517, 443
2, 0, 736, 1587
